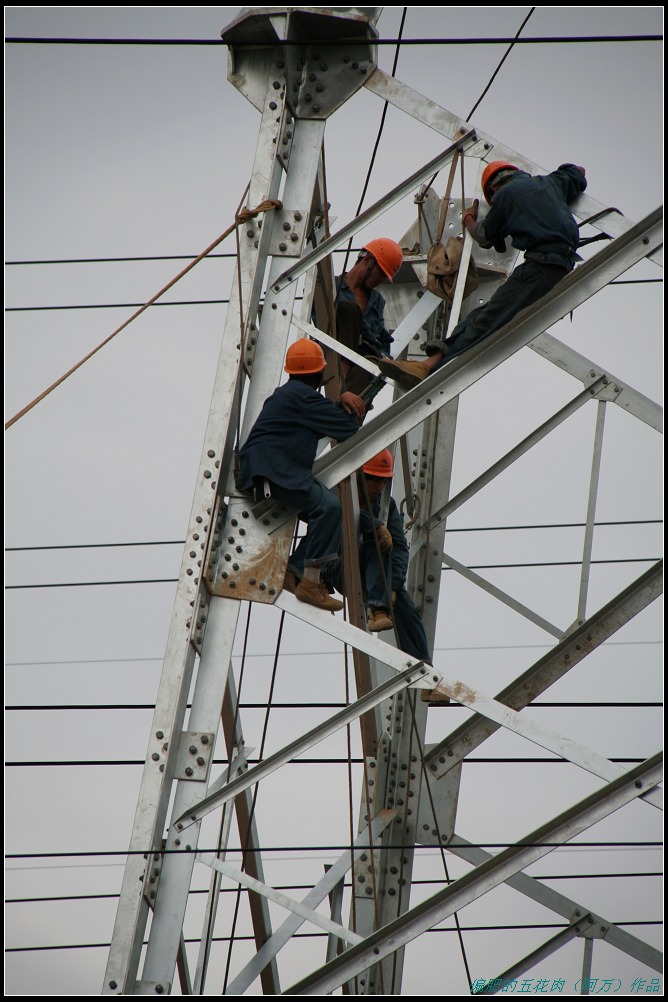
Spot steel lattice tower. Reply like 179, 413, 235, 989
103, 7, 663, 995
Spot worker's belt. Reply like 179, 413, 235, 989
531, 243, 576, 256
525, 244, 579, 269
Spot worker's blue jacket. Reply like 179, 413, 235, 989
336, 276, 394, 355
474, 163, 587, 269
236, 379, 359, 494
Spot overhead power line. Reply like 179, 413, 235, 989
6, 701, 661, 712
3, 279, 659, 312
5, 299, 232, 312
4, 197, 283, 430
4, 255, 663, 283
5, 556, 661, 590
466, 7, 535, 120
6, 757, 648, 768
5, 639, 661, 669
5, 519, 661, 552
6, 841, 661, 861
5, 35, 662, 46
4, 248, 361, 266
5, 920, 661, 956
6, 870, 660, 904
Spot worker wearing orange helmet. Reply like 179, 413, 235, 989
236, 338, 365, 611
377, 162, 587, 389
333, 237, 403, 400
321, 448, 432, 663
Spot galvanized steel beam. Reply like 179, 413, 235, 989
313, 208, 663, 491
425, 561, 663, 779
270, 131, 480, 294
364, 67, 663, 259
446, 836, 662, 973
198, 854, 364, 945
530, 333, 663, 433
281, 755, 663, 995
472, 922, 590, 995
224, 811, 397, 996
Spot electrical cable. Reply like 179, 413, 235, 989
7, 842, 662, 860
5, 758, 652, 768
5, 35, 662, 46
4, 248, 367, 265
425, 7, 536, 193
465, 8, 536, 120
4, 197, 283, 430
6, 701, 662, 712
5, 299, 232, 312
335, 5, 407, 308
5, 252, 661, 282
7, 872, 661, 905
5, 919, 662, 955
6, 556, 660, 589
4, 639, 662, 667
6, 519, 660, 551
221, 610, 285, 994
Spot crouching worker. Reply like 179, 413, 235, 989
323, 449, 432, 663
236, 338, 365, 612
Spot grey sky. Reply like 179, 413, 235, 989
5, 6, 663, 996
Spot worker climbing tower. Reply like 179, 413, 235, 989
103, 7, 662, 995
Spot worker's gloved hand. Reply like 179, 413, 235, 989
340, 391, 366, 419
462, 198, 480, 226
376, 525, 393, 552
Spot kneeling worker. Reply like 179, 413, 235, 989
236, 338, 365, 612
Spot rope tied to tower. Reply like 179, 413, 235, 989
4, 197, 283, 431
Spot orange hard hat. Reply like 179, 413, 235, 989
284, 338, 327, 375
362, 449, 394, 478
481, 160, 519, 204
362, 238, 403, 282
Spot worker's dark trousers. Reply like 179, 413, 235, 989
391, 590, 432, 664
335, 301, 379, 397
266, 478, 343, 578
323, 547, 432, 663
434, 260, 570, 369
363, 543, 431, 662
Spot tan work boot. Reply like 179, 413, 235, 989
368, 608, 393, 632
295, 577, 344, 612
282, 569, 298, 594
377, 358, 432, 389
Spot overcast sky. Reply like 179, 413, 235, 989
5, 6, 663, 997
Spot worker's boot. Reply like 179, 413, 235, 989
368, 607, 393, 632
282, 569, 299, 594
295, 576, 344, 612
424, 338, 450, 357
377, 358, 432, 389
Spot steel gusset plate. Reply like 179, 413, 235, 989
222, 7, 379, 118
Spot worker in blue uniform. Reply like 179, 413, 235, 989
333, 237, 403, 398
322, 449, 432, 663
236, 338, 365, 611
377, 162, 587, 388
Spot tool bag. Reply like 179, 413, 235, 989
426, 150, 479, 304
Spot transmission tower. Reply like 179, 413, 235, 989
103, 7, 662, 995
